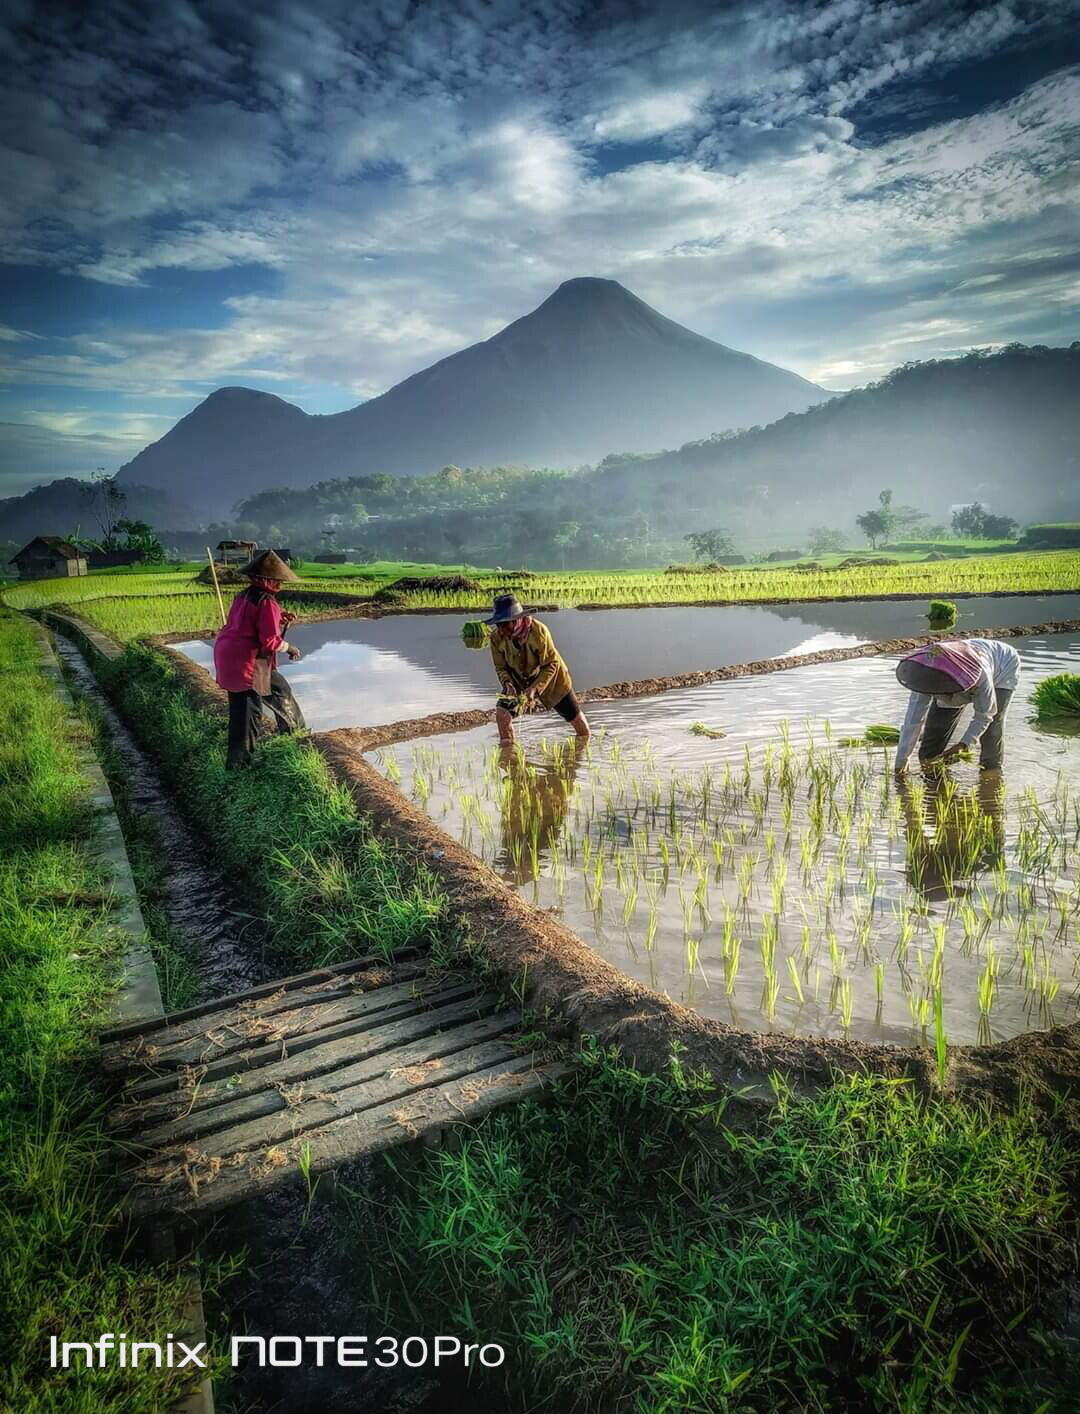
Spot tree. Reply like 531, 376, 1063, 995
951, 502, 1016, 540
115, 518, 165, 564
80, 470, 126, 549
554, 521, 581, 569
951, 502, 986, 538
808, 526, 844, 556
350, 502, 369, 528
685, 528, 735, 562
980, 512, 1017, 539
856, 490, 897, 548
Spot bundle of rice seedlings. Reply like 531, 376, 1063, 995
1031, 673, 1080, 718
928, 598, 957, 626
461, 621, 489, 650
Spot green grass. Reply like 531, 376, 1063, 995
351, 1043, 1076, 1413
0, 606, 210, 1412
96, 642, 457, 970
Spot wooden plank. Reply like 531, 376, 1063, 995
110, 998, 516, 1129
102, 973, 459, 1074
133, 1036, 525, 1160
126, 1057, 570, 1218
117, 984, 491, 1097
98, 947, 423, 1043
101, 957, 431, 1061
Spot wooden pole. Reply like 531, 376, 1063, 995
206, 546, 227, 627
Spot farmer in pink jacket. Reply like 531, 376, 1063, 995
213, 549, 305, 769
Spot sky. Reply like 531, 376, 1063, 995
1, 0, 1078, 497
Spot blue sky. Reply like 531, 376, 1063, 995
1, 0, 1078, 496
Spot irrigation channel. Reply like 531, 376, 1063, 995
370, 629, 1080, 1049
173, 591, 1080, 730
54, 629, 526, 1414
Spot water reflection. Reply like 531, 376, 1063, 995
173, 593, 1080, 732
495, 741, 585, 885
896, 773, 1005, 905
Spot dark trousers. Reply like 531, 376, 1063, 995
226, 671, 306, 770
918, 688, 1013, 769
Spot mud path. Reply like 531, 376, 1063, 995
55, 635, 267, 999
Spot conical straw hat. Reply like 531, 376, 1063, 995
241, 549, 299, 582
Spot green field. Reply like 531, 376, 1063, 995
2, 549, 1078, 642
0, 607, 212, 1413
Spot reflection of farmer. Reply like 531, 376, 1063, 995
497, 741, 582, 884
212, 550, 306, 770
486, 594, 590, 744
894, 639, 1020, 776
896, 772, 1005, 902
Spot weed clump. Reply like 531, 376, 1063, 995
350, 1047, 1073, 1413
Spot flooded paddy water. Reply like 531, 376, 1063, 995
373, 632, 1080, 1049
173, 591, 1080, 730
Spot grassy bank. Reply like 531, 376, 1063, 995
0, 607, 202, 1412
3, 549, 1078, 643
96, 641, 455, 970
352, 1043, 1077, 1412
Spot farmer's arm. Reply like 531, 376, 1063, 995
894, 693, 930, 772
255, 597, 287, 655
490, 635, 517, 694
525, 624, 560, 697
956, 672, 997, 750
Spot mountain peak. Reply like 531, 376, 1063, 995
118, 278, 827, 508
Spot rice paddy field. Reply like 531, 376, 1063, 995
2, 547, 1079, 629
373, 632, 1080, 1049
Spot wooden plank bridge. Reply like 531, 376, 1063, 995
101, 950, 567, 1220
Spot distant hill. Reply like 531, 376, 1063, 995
592, 342, 1080, 525
116, 278, 827, 513
226, 343, 1079, 568
0, 478, 196, 549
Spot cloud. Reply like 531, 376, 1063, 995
0, 417, 162, 498
0, 0, 1077, 437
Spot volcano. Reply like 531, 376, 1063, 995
118, 278, 827, 511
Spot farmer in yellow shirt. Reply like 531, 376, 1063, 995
486, 593, 590, 744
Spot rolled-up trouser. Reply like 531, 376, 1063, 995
226, 672, 305, 770
262, 669, 306, 734
226, 689, 262, 770
918, 688, 1013, 769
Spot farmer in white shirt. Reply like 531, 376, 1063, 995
893, 638, 1021, 776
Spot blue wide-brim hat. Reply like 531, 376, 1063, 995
484, 593, 530, 625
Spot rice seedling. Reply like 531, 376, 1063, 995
374, 667, 1079, 1045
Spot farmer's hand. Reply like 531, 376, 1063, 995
893, 763, 908, 779
286, 643, 302, 661
281, 611, 297, 628
940, 744, 966, 764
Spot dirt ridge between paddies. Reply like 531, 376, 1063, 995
44, 608, 1080, 1124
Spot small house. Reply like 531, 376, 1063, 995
217, 539, 258, 565
9, 537, 88, 580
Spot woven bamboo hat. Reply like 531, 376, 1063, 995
241, 549, 299, 582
